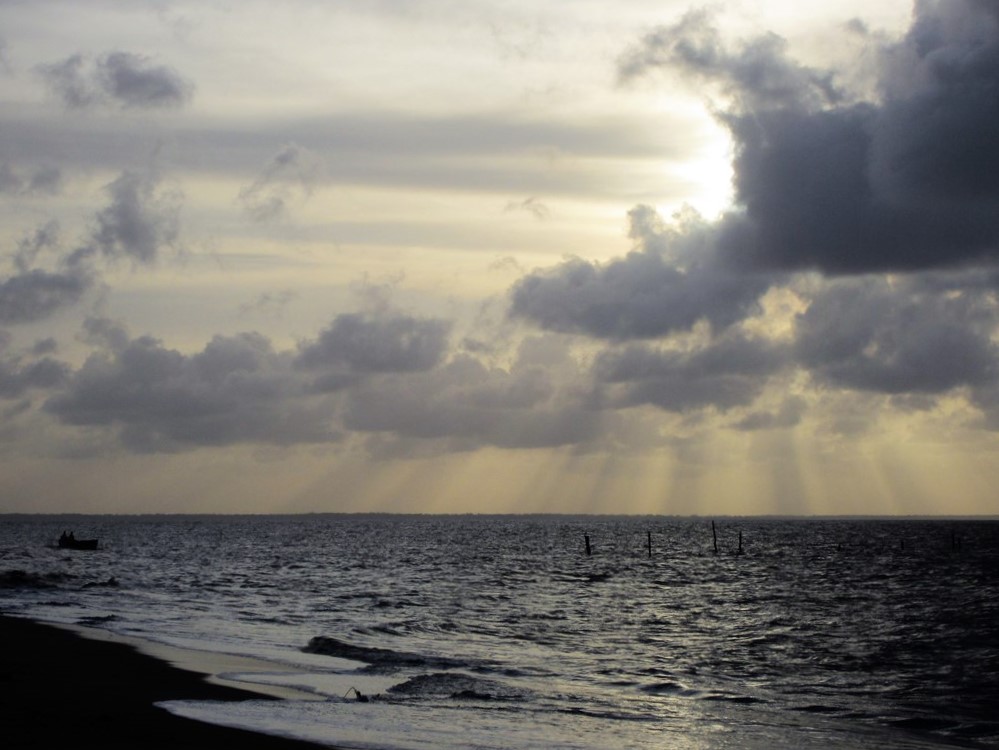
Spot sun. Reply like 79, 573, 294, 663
646, 96, 737, 223
670, 117, 737, 221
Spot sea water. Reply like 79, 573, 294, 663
1, 515, 997, 749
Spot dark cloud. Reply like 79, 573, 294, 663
238, 143, 322, 223
714, 100, 999, 273
297, 311, 451, 391
98, 51, 194, 109
41, 316, 600, 454
0, 356, 68, 398
870, 0, 999, 203
0, 268, 91, 325
0, 334, 69, 399
619, 0, 999, 274
793, 275, 999, 394
41, 312, 608, 454
593, 331, 789, 413
509, 205, 774, 339
45, 331, 338, 451
37, 51, 193, 110
88, 171, 181, 265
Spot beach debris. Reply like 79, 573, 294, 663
344, 686, 371, 702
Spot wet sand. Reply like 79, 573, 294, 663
0, 615, 333, 749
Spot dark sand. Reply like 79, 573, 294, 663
0, 615, 332, 749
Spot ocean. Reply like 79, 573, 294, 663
1, 515, 998, 749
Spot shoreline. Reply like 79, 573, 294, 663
0, 614, 337, 749
60, 621, 323, 702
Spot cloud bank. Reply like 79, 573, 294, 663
617, 0, 999, 274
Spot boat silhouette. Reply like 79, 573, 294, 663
58, 531, 99, 551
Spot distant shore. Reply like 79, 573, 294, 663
0, 614, 334, 749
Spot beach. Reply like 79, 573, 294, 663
0, 615, 331, 750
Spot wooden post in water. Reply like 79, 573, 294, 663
584, 533, 592, 556
738, 530, 743, 555
647, 530, 652, 558
711, 520, 718, 555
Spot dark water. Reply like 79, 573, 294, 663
2, 515, 998, 748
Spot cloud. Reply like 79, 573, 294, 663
509, 205, 774, 339
41, 313, 602, 454
238, 290, 298, 319
731, 396, 805, 431
0, 334, 70, 399
342, 337, 603, 450
238, 143, 323, 223
0, 163, 62, 197
870, 0, 999, 203
593, 330, 789, 413
88, 170, 182, 265
12, 221, 61, 274
45, 330, 338, 451
502, 0, 999, 430
618, 9, 842, 110
37, 51, 194, 110
619, 0, 999, 275
296, 310, 451, 391
504, 196, 550, 220
0, 167, 178, 328
793, 275, 999, 394
78, 316, 130, 353
0, 268, 91, 325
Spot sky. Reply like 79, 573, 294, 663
2, 0, 998, 516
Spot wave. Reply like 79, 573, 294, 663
302, 635, 477, 673
385, 671, 533, 703
0, 569, 73, 589
639, 680, 700, 698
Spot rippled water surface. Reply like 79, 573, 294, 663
2, 515, 998, 748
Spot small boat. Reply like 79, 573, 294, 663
58, 532, 100, 550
